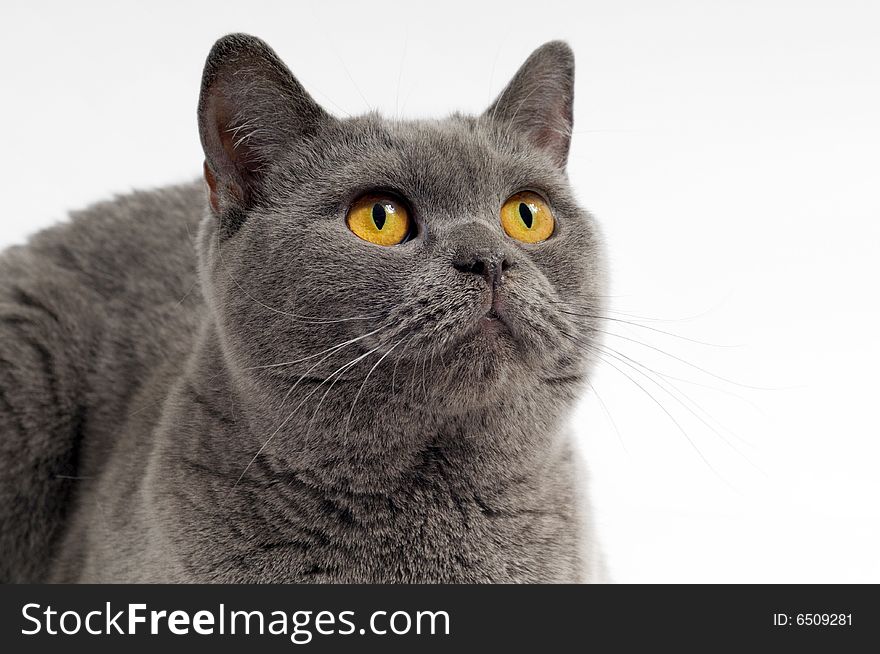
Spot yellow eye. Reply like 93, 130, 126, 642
346, 194, 411, 246
500, 191, 555, 243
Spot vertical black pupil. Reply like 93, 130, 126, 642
372, 203, 387, 230
518, 202, 533, 229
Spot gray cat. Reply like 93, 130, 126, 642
0, 34, 607, 582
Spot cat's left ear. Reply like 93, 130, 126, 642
484, 41, 575, 169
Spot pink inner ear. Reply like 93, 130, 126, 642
203, 161, 221, 214
527, 124, 569, 169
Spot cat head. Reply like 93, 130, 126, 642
196, 34, 605, 419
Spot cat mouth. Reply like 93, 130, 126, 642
482, 308, 502, 322
449, 308, 510, 346
480, 287, 509, 324
475, 306, 513, 337
443, 295, 524, 353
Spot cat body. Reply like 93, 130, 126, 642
0, 35, 606, 582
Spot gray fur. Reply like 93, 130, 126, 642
0, 34, 607, 583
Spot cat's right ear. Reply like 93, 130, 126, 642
483, 41, 575, 169
198, 34, 329, 221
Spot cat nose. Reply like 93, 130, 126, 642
452, 253, 512, 288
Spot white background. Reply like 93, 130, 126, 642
2, 0, 878, 582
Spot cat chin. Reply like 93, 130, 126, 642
416, 334, 547, 410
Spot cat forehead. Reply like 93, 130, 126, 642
275, 114, 567, 204
341, 114, 527, 163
